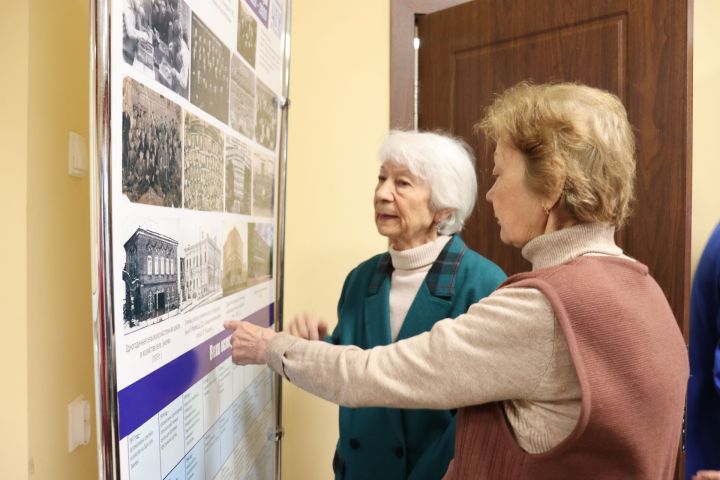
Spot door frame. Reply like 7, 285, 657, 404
390, 0, 471, 129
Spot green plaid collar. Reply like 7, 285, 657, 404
368, 235, 468, 298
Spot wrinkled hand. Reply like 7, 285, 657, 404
288, 312, 328, 341
694, 471, 720, 480
224, 320, 276, 365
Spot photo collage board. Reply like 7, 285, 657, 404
109, 0, 287, 478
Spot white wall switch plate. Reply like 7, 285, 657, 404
68, 395, 91, 453
68, 131, 87, 177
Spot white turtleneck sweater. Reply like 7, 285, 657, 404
388, 235, 451, 341
267, 223, 630, 454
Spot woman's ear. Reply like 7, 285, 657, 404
547, 175, 567, 212
433, 208, 453, 226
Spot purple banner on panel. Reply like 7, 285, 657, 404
117, 303, 274, 439
245, 0, 270, 26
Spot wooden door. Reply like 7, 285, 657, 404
416, 0, 692, 332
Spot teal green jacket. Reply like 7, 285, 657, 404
329, 235, 506, 480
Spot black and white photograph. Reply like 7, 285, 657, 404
222, 222, 249, 297
122, 0, 154, 72
236, 3, 257, 68
180, 230, 223, 311
252, 151, 274, 217
122, 0, 192, 99
225, 136, 252, 215
255, 80, 278, 151
183, 112, 224, 212
122, 227, 180, 331
122, 77, 182, 207
190, 13, 230, 123
248, 222, 273, 285
229, 54, 256, 139
152, 0, 191, 98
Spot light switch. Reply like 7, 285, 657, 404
68, 131, 87, 177
68, 395, 91, 452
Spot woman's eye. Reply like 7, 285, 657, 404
397, 179, 411, 187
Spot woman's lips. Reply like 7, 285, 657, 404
376, 214, 398, 221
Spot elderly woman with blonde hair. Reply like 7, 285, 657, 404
226, 82, 688, 479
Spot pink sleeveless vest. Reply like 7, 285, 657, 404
445, 256, 688, 479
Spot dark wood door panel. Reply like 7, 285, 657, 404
417, 1, 691, 341
448, 15, 626, 274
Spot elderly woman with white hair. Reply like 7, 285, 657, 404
287, 130, 506, 480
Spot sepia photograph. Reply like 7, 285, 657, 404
222, 222, 249, 297
248, 222, 273, 285
190, 13, 230, 123
251, 151, 274, 217
225, 136, 252, 215
236, 3, 258, 68
122, 0, 191, 99
180, 230, 223, 311
255, 80, 278, 151
122, 77, 182, 207
229, 54, 256, 139
183, 112, 224, 212
122, 226, 180, 331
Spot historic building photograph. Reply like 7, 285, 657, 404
222, 223, 248, 296
180, 231, 222, 311
225, 136, 252, 215
248, 222, 273, 285
122, 227, 180, 330
252, 151, 274, 217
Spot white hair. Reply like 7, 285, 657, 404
377, 130, 478, 235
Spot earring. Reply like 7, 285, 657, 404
542, 205, 551, 215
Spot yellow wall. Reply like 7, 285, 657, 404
26, 0, 97, 478
6, 1, 716, 479
692, 0, 720, 270
281, 1, 389, 479
0, 2, 29, 479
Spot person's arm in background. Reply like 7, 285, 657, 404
694, 471, 720, 480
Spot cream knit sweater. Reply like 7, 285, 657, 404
267, 223, 627, 453
388, 235, 451, 341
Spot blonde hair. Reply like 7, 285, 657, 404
478, 82, 636, 227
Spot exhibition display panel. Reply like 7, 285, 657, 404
91, 1, 291, 478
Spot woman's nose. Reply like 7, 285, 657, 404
485, 184, 494, 203
375, 181, 394, 201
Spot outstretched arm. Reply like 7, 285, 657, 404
226, 287, 558, 410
